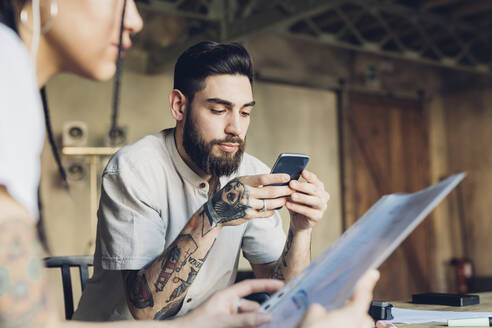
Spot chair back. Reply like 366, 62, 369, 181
44, 256, 93, 320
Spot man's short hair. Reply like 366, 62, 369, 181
173, 41, 254, 102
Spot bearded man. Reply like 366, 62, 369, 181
73, 41, 330, 322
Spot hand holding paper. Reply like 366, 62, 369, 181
299, 270, 380, 328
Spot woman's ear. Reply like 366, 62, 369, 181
169, 89, 187, 121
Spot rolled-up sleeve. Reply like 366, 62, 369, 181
241, 211, 286, 265
96, 160, 167, 271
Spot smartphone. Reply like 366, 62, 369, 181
270, 153, 310, 186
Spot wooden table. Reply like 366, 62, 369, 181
391, 292, 492, 327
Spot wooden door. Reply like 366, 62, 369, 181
344, 92, 434, 300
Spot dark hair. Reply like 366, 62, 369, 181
173, 41, 254, 102
0, 0, 22, 31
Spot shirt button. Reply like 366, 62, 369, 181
187, 298, 192, 303
199, 183, 206, 188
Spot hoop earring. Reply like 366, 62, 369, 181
20, 0, 59, 33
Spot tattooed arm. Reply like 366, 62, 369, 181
0, 187, 57, 328
252, 227, 312, 281
122, 209, 218, 321
122, 174, 292, 320
252, 170, 330, 281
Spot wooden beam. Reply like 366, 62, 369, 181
226, 0, 346, 40
420, 0, 462, 10
451, 1, 492, 19
136, 0, 217, 21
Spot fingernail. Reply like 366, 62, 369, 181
283, 174, 290, 181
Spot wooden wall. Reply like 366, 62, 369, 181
441, 76, 492, 284
343, 92, 435, 300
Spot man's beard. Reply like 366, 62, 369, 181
183, 114, 245, 178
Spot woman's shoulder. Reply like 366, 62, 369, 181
0, 23, 30, 61
0, 23, 40, 107
0, 23, 43, 142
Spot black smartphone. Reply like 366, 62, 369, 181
270, 153, 310, 186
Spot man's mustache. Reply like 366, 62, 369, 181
211, 136, 244, 146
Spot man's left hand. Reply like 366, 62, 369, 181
285, 170, 329, 232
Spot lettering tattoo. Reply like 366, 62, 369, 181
189, 237, 216, 270
188, 257, 203, 269
167, 267, 198, 302
153, 299, 183, 320
154, 234, 198, 292
126, 271, 154, 308
202, 179, 251, 236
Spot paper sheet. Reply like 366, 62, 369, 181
259, 173, 466, 328
391, 307, 492, 324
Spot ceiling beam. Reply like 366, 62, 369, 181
280, 31, 492, 76
420, 0, 462, 10
225, 0, 347, 40
147, 0, 347, 73
144, 0, 492, 76
353, 0, 491, 41
137, 0, 218, 21
451, 1, 492, 19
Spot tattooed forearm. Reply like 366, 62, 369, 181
155, 234, 198, 292
186, 237, 215, 270
126, 271, 154, 308
271, 268, 285, 280
126, 179, 250, 319
154, 246, 181, 292
153, 299, 183, 320
167, 267, 197, 302
271, 229, 294, 281
0, 219, 53, 328
282, 229, 294, 267
203, 178, 251, 229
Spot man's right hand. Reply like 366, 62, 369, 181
298, 270, 380, 328
204, 174, 292, 227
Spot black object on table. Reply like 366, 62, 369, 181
369, 301, 394, 321
412, 293, 480, 307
